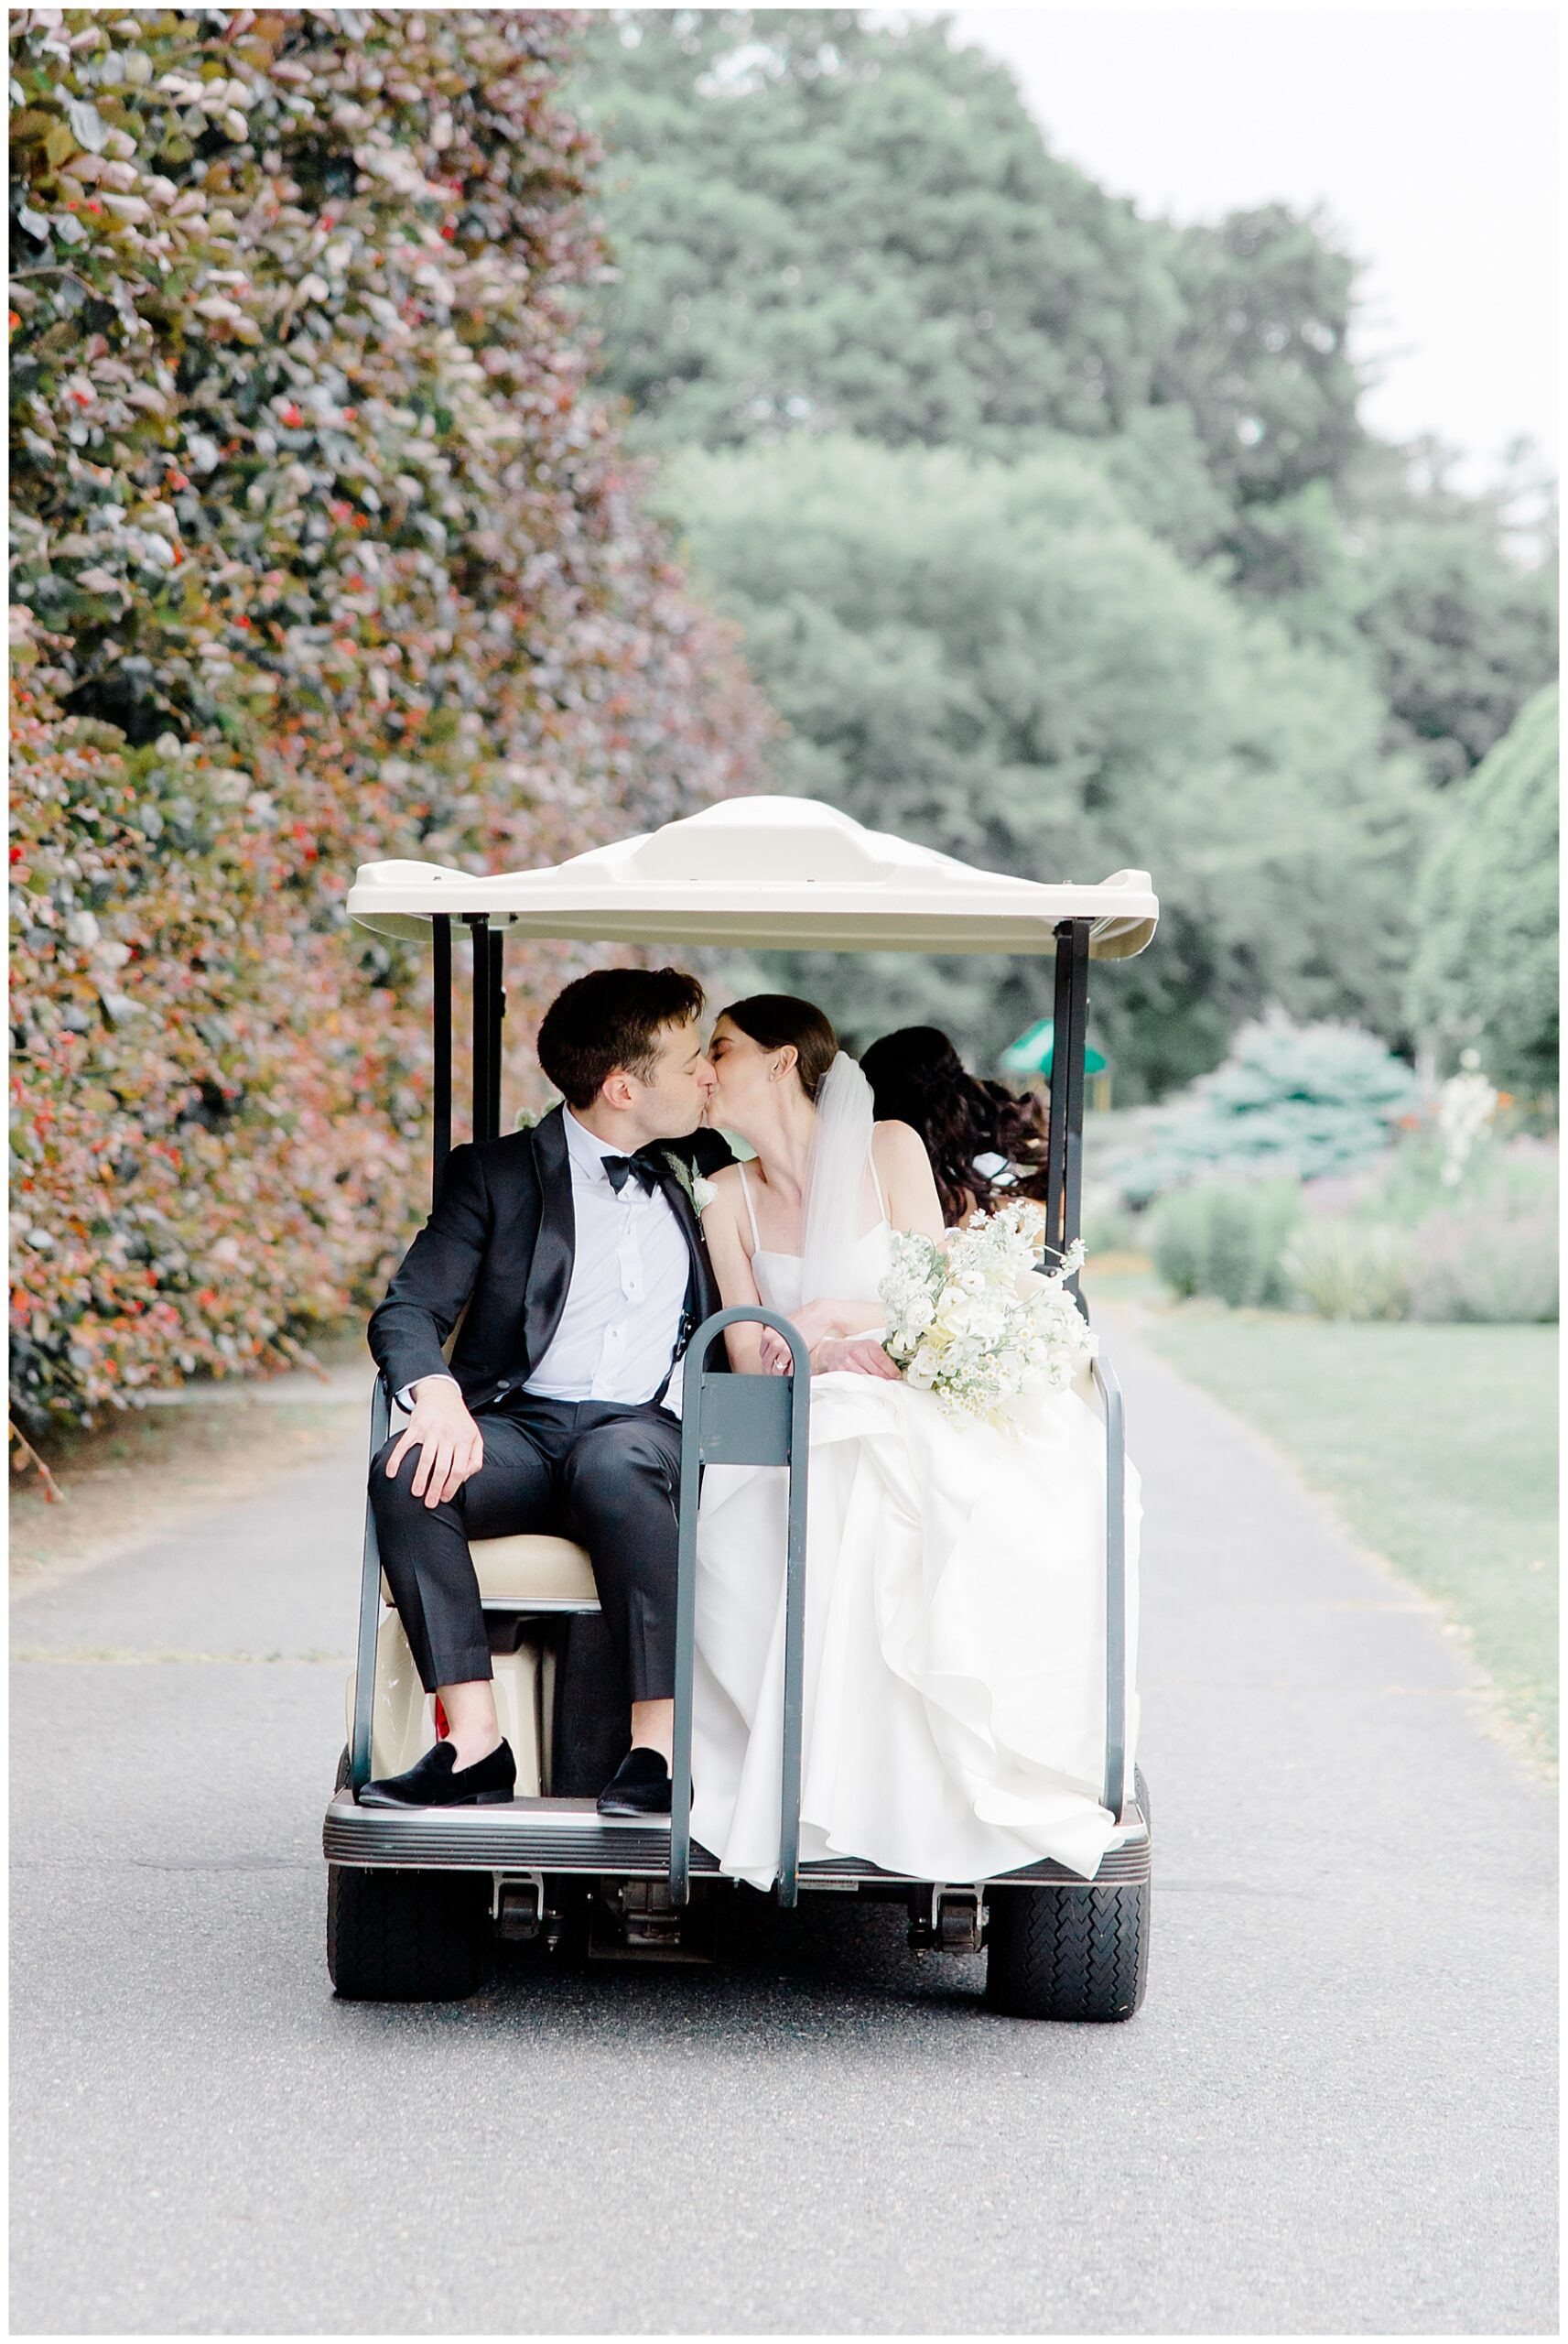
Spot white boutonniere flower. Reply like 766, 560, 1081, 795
657, 1151, 718, 1214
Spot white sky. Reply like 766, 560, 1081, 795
939, 2, 1559, 489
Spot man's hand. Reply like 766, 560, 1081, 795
810, 1334, 901, 1380
384, 1378, 484, 1507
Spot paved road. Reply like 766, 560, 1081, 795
11, 1328, 1556, 2335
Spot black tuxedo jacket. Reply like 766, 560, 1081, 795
367, 1107, 733, 1412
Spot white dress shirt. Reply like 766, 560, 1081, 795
402, 1109, 692, 1416
524, 1110, 692, 1412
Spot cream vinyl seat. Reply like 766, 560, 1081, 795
380, 1532, 600, 1612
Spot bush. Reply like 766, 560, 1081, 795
1148, 1178, 1300, 1308
8, 10, 773, 1424
1286, 1134, 1558, 1323
1280, 1221, 1416, 1322
1409, 1145, 1559, 1324
1119, 1013, 1422, 1206
1410, 1207, 1558, 1324
1081, 1192, 1140, 1256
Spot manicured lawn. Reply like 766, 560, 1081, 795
1097, 1270, 1558, 1772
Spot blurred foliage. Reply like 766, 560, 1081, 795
1399, 1132, 1557, 1325
1153, 1124, 1560, 1323
574, 6, 1557, 1075
1406, 686, 1559, 1091
654, 436, 1433, 1091
8, 5, 773, 1423
1409, 1195, 1558, 1325
1147, 1178, 1301, 1309
1351, 518, 1558, 790
1150, 201, 1362, 515
1279, 1219, 1415, 1323
1116, 1013, 1423, 1206
571, 9, 1185, 453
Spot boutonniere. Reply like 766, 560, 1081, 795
657, 1151, 718, 1214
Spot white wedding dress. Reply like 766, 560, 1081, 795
689, 1149, 1143, 1891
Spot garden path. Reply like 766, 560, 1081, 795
9, 1324, 1556, 2334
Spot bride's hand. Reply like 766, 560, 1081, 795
811, 1335, 901, 1380
757, 1298, 841, 1374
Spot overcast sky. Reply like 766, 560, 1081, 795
937, 3, 1558, 490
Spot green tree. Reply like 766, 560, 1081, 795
1407, 685, 1559, 1091
577, 9, 1557, 784
573, 8, 1183, 451
1150, 202, 1366, 513
659, 434, 1433, 1094
1353, 515, 1559, 788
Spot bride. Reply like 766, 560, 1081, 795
689, 993, 1141, 1890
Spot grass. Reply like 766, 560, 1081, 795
1091, 1263, 1559, 1774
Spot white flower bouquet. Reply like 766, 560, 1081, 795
879, 1202, 1096, 1428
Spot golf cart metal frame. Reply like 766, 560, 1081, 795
324, 798, 1155, 2013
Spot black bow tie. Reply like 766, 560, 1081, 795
602, 1154, 661, 1196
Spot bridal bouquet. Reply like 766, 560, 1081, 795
878, 1202, 1096, 1429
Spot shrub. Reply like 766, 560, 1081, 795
1410, 1207, 1558, 1325
1408, 1145, 1559, 1324
1287, 1134, 1558, 1323
8, 9, 773, 1425
1281, 1221, 1416, 1322
1475, 1138, 1560, 1224
1081, 1191, 1140, 1256
1119, 1012, 1422, 1206
1148, 1178, 1300, 1308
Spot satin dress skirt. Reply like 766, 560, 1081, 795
688, 1369, 1142, 1890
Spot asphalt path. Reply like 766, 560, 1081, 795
10, 1326, 1557, 2335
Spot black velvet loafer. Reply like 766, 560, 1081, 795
596, 1746, 674, 1818
357, 1737, 516, 1809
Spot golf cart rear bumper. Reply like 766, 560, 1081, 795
322, 1790, 1151, 1887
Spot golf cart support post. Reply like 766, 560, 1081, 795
333, 798, 1154, 1967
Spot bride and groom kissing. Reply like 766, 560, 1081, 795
361, 963, 1135, 1886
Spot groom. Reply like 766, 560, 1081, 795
359, 966, 729, 1818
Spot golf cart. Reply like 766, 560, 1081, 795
326, 796, 1158, 2019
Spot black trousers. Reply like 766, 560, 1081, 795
369, 1394, 683, 1711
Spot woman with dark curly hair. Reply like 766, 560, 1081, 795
859, 1025, 1049, 1225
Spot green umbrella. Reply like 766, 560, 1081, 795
997, 1019, 1108, 1080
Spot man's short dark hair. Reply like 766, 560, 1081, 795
536, 968, 707, 1111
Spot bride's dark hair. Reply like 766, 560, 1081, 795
860, 1025, 1048, 1223
721, 994, 838, 1102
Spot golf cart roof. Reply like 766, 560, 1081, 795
346, 796, 1158, 960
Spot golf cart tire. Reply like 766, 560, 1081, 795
983, 1769, 1151, 2023
326, 1753, 489, 2001
328, 1862, 490, 2001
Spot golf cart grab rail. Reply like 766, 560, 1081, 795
349, 1373, 393, 1791
1090, 1351, 1128, 1820
669, 1306, 813, 1911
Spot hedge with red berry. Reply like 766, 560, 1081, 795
9, 7, 773, 1423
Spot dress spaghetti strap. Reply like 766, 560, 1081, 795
736, 1158, 763, 1253
869, 1145, 889, 1224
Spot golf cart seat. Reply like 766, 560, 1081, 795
360, 1533, 600, 1792
379, 1533, 600, 1613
